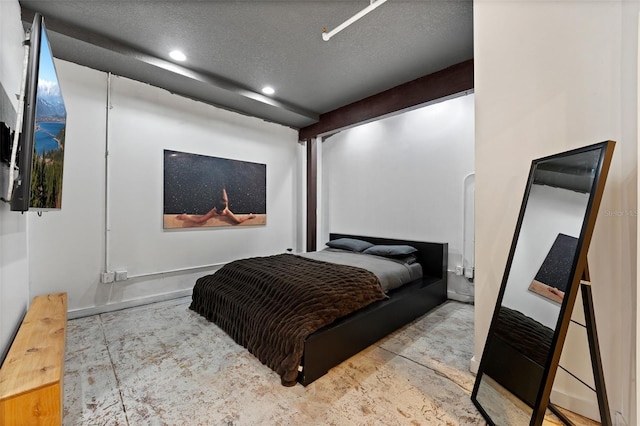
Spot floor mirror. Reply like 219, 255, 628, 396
471, 141, 615, 425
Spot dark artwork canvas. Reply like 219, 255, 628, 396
528, 233, 578, 303
163, 149, 266, 229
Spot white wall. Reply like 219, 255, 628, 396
0, 0, 29, 362
321, 93, 475, 273
0, 0, 23, 123
475, 1, 637, 423
28, 61, 300, 315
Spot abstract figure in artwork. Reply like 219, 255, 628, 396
176, 187, 256, 225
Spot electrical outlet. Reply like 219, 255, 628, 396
455, 266, 463, 276
101, 271, 115, 284
115, 271, 128, 281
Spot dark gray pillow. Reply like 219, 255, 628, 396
363, 244, 418, 257
326, 238, 374, 252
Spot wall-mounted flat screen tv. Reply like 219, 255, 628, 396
11, 13, 67, 212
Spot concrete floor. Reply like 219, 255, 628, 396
63, 298, 484, 425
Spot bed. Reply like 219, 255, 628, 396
190, 233, 448, 386
483, 306, 554, 406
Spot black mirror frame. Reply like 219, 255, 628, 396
471, 140, 615, 425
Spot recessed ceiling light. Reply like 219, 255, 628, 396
261, 86, 275, 95
169, 50, 186, 61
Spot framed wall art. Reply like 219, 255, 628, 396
163, 149, 266, 229
527, 233, 578, 304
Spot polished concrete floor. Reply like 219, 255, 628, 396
63, 298, 484, 425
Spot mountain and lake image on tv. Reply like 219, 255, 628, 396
30, 25, 66, 210
10, 14, 67, 212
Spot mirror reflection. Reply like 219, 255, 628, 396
472, 145, 606, 425
503, 177, 590, 328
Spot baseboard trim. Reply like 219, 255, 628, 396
550, 389, 600, 423
447, 290, 474, 303
67, 289, 193, 319
470, 355, 480, 374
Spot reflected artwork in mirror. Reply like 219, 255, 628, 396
471, 141, 615, 425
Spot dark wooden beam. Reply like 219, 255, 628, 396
306, 138, 318, 252
301, 59, 473, 250
299, 59, 474, 140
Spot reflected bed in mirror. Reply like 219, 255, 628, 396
471, 141, 615, 425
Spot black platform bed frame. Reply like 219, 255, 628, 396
297, 233, 448, 386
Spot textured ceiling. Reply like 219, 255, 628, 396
19, 0, 473, 129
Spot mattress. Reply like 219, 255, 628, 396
300, 248, 423, 292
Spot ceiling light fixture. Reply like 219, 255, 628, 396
169, 50, 187, 61
322, 0, 389, 42
261, 86, 275, 95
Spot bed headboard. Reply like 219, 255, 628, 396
328, 234, 448, 280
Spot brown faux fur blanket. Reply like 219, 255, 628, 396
190, 253, 387, 386
494, 306, 553, 367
